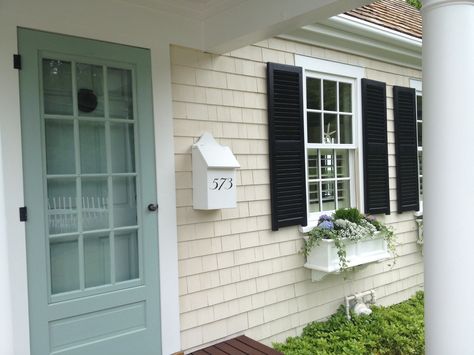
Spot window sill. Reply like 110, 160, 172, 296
299, 223, 318, 234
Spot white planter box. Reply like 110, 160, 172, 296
304, 233, 391, 281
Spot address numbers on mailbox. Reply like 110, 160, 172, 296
192, 133, 240, 210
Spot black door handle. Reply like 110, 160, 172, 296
147, 203, 158, 212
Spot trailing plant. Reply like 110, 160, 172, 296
303, 208, 396, 271
274, 291, 425, 355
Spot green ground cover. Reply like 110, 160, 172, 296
274, 292, 424, 355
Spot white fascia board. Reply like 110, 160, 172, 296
280, 14, 422, 69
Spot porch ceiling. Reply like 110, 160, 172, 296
117, 0, 373, 53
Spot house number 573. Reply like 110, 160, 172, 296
210, 177, 233, 191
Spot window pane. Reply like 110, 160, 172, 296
337, 180, 350, 209
42, 59, 73, 115
45, 119, 75, 175
321, 181, 336, 211
108, 67, 134, 119
307, 149, 319, 179
79, 121, 107, 174
418, 151, 423, 176
320, 149, 335, 178
48, 179, 77, 235
50, 237, 79, 294
306, 78, 321, 110
340, 115, 353, 144
417, 95, 422, 120
82, 178, 109, 231
84, 234, 110, 288
307, 112, 322, 143
115, 230, 139, 282
113, 177, 137, 228
339, 82, 352, 112
308, 182, 320, 213
417, 122, 422, 147
336, 150, 350, 178
323, 114, 337, 143
323, 80, 337, 111
111, 123, 135, 173
76, 63, 104, 117
419, 176, 423, 199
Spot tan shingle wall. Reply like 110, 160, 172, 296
171, 38, 423, 352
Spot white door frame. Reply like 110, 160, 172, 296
0, 5, 184, 355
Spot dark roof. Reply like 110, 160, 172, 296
346, 0, 422, 39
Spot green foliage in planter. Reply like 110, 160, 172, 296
333, 207, 363, 224
274, 291, 425, 355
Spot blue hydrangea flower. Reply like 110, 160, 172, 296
318, 220, 334, 230
318, 214, 333, 224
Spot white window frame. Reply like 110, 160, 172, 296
296, 56, 365, 232
410, 78, 423, 216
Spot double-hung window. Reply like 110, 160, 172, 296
297, 56, 364, 226
410, 79, 423, 212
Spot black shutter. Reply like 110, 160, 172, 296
267, 62, 307, 231
362, 79, 390, 215
393, 86, 419, 212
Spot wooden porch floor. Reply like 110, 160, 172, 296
188, 335, 283, 355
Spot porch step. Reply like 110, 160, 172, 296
188, 335, 282, 355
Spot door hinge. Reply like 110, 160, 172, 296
19, 207, 27, 222
13, 54, 22, 70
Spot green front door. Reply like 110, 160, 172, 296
19, 28, 161, 355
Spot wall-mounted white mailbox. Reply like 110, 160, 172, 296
193, 132, 240, 210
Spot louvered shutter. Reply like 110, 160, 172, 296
267, 62, 307, 231
362, 79, 390, 215
393, 86, 419, 212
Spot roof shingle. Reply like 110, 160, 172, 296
346, 0, 422, 39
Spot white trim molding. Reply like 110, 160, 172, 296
282, 14, 422, 69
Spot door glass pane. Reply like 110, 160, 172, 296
339, 82, 352, 113
42, 59, 73, 115
48, 179, 77, 234
320, 149, 335, 178
340, 115, 352, 144
307, 112, 322, 143
337, 180, 350, 209
76, 63, 104, 117
113, 177, 137, 227
308, 182, 320, 213
108, 67, 134, 119
322, 181, 336, 211
79, 121, 107, 174
323, 80, 337, 111
45, 119, 75, 175
323, 114, 337, 143
307, 149, 319, 179
50, 237, 79, 294
115, 230, 139, 282
306, 78, 321, 110
336, 150, 350, 178
84, 234, 110, 288
111, 123, 135, 173
82, 178, 109, 231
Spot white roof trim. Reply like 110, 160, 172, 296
280, 13, 422, 69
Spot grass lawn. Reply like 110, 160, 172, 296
274, 291, 424, 355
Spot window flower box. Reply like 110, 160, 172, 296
302, 208, 395, 281
304, 232, 390, 281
